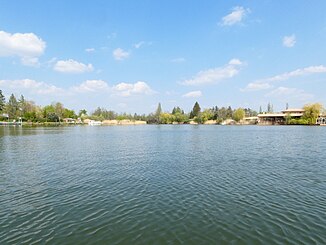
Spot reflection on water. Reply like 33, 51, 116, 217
0, 125, 326, 244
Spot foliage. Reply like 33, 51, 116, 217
267, 102, 273, 113
159, 113, 174, 124
78, 109, 87, 117
190, 102, 201, 119
172, 106, 184, 115
201, 109, 214, 122
0, 90, 5, 112
233, 108, 245, 122
7, 94, 19, 118
287, 118, 310, 125
303, 103, 323, 125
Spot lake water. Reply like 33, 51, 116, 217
0, 125, 325, 244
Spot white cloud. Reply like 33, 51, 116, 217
182, 59, 243, 85
134, 41, 145, 49
266, 87, 313, 101
171, 57, 186, 63
0, 30, 46, 66
73, 80, 109, 93
242, 82, 272, 91
283, 34, 296, 48
182, 90, 202, 98
220, 6, 250, 26
0, 79, 64, 95
113, 48, 130, 60
54, 59, 94, 73
258, 65, 326, 83
85, 48, 95, 52
112, 81, 154, 97
228, 58, 242, 65
243, 65, 326, 91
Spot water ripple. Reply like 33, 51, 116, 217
0, 126, 326, 244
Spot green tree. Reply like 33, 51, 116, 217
54, 102, 64, 121
78, 109, 87, 117
18, 95, 26, 117
201, 109, 214, 122
303, 103, 323, 125
63, 108, 76, 118
0, 90, 5, 112
172, 106, 184, 115
43, 104, 56, 122
155, 103, 162, 123
159, 113, 174, 124
267, 102, 273, 113
155, 103, 162, 116
233, 108, 245, 122
7, 94, 19, 119
190, 102, 201, 119
225, 106, 232, 118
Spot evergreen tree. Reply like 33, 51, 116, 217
0, 90, 5, 112
190, 101, 201, 119
155, 103, 162, 116
155, 102, 162, 123
172, 106, 183, 115
226, 106, 233, 118
259, 106, 262, 114
18, 95, 26, 117
7, 94, 19, 118
267, 102, 273, 113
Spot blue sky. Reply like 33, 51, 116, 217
1, 0, 326, 113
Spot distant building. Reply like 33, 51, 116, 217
63, 118, 76, 124
258, 108, 304, 125
316, 115, 326, 125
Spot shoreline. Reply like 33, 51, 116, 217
0, 122, 324, 127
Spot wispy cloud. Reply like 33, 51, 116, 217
182, 90, 202, 98
266, 87, 314, 102
134, 41, 145, 49
220, 6, 250, 26
182, 59, 243, 86
54, 59, 94, 73
242, 82, 272, 91
283, 34, 296, 48
0, 30, 46, 67
133, 41, 152, 49
85, 48, 95, 52
171, 57, 186, 63
113, 48, 130, 61
242, 65, 326, 91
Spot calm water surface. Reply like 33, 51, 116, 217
0, 125, 325, 244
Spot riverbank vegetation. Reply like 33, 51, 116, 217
286, 103, 324, 125
0, 90, 257, 125
0, 90, 324, 125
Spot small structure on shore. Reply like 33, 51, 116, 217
88, 120, 102, 126
102, 120, 146, 125
316, 116, 326, 125
258, 109, 304, 125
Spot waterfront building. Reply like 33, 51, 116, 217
258, 109, 304, 125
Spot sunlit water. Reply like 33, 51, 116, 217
0, 125, 325, 244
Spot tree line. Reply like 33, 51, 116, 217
0, 90, 259, 124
